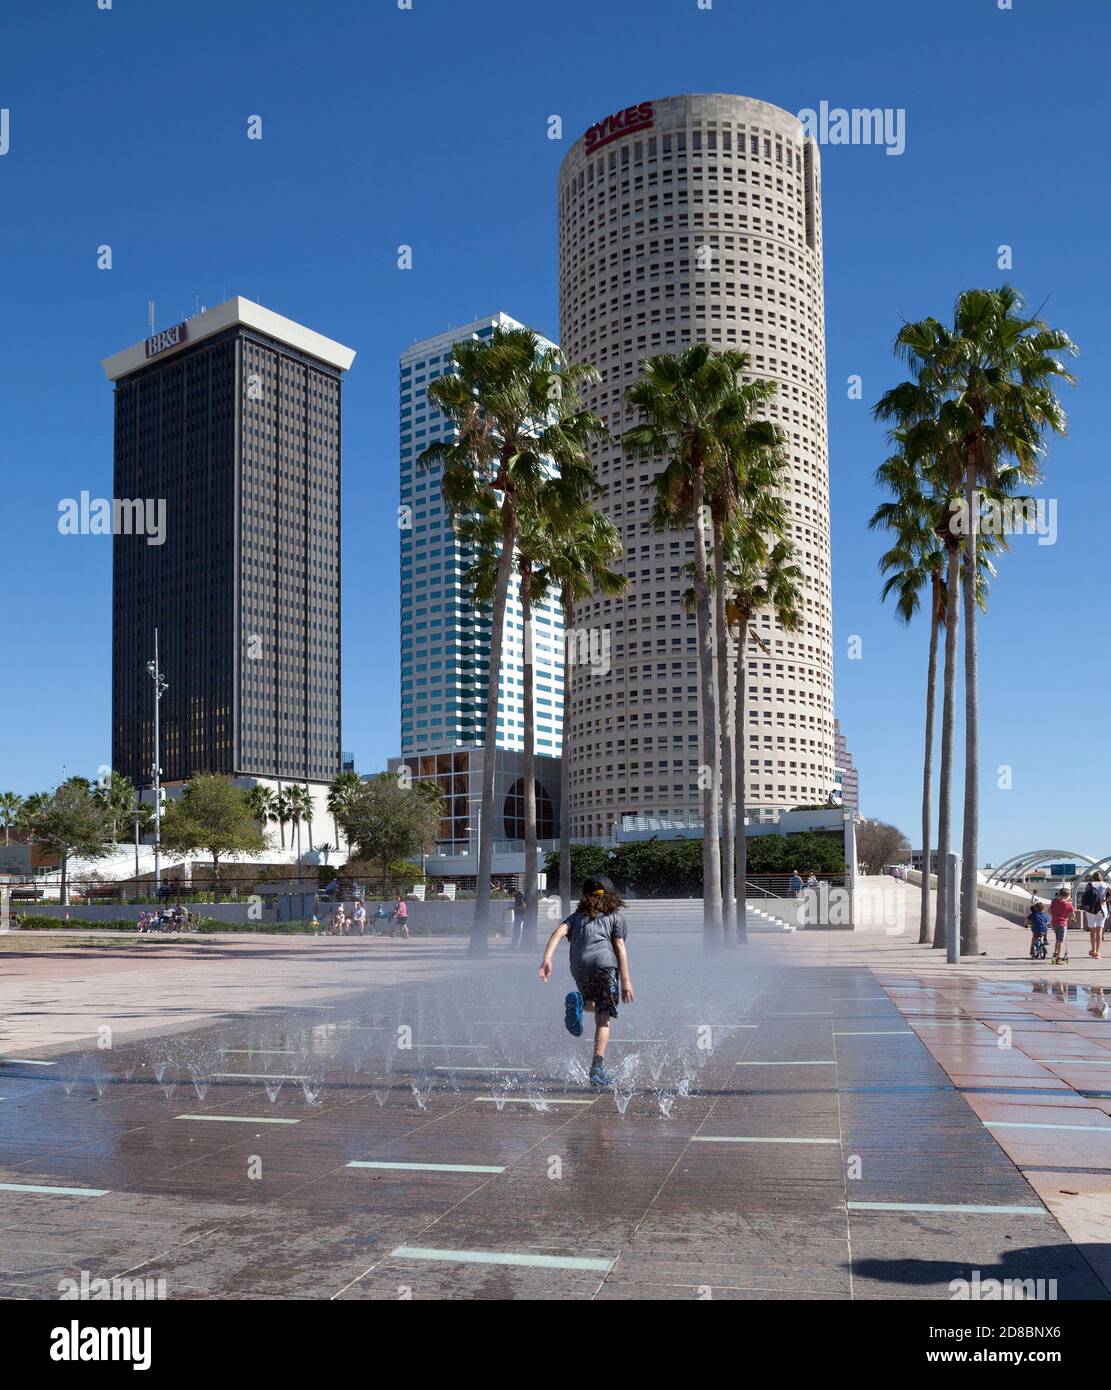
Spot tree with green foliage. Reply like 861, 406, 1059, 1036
327, 770, 362, 853
335, 772, 442, 894
160, 773, 266, 899
543, 842, 611, 900
92, 770, 138, 847
0, 791, 23, 844
422, 326, 607, 956
875, 287, 1076, 954
25, 779, 113, 905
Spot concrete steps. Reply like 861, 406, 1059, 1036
618, 898, 796, 934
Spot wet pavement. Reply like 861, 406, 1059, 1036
2, 930, 1110, 1300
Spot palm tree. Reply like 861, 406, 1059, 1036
720, 473, 803, 944
707, 387, 785, 940
327, 770, 362, 854
870, 443, 948, 946
246, 785, 277, 844
285, 785, 313, 862
422, 326, 606, 956
92, 771, 135, 847
458, 476, 607, 947
878, 289, 1075, 953
273, 787, 294, 851
624, 344, 752, 946
536, 510, 625, 916
0, 792, 23, 845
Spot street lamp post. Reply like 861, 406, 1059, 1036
133, 813, 141, 905
146, 629, 168, 900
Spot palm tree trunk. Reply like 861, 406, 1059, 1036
734, 616, 749, 945
60, 851, 68, 908
934, 542, 960, 950
713, 519, 735, 945
559, 589, 573, 918
471, 498, 517, 957
520, 563, 538, 950
919, 574, 941, 945
960, 463, 980, 955
690, 463, 723, 947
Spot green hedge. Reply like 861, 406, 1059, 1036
545, 833, 847, 899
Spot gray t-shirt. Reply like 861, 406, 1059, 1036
565, 910, 627, 976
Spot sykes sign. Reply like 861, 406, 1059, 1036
583, 101, 653, 154
145, 321, 188, 358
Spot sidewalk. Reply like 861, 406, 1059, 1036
1, 895, 1110, 1299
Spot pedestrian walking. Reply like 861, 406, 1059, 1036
1079, 873, 1110, 950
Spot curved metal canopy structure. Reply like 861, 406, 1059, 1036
988, 850, 1109, 894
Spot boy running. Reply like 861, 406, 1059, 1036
538, 875, 633, 1088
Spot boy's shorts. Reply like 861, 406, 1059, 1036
1052, 924, 1066, 941
574, 967, 620, 1019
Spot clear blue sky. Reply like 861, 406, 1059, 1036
1, 0, 1107, 864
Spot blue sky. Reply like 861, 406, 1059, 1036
0, 0, 1106, 864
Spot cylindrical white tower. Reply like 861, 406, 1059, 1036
557, 94, 834, 839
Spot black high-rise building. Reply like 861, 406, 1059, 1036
102, 297, 355, 794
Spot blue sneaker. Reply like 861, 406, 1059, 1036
564, 992, 584, 1037
589, 1060, 615, 1088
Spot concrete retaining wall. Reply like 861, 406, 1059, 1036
13, 903, 274, 925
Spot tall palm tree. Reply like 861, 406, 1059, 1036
720, 474, 803, 944
422, 327, 606, 956
458, 471, 608, 946
870, 443, 948, 946
536, 511, 626, 916
878, 289, 1075, 953
624, 344, 752, 947
327, 770, 361, 854
707, 387, 785, 940
0, 791, 23, 845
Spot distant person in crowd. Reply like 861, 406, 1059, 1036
788, 869, 802, 899
805, 872, 819, 893
373, 901, 392, 934
393, 894, 409, 938
331, 903, 346, 936
1080, 873, 1110, 952
352, 901, 367, 936
1026, 899, 1050, 959
136, 910, 150, 934
511, 890, 526, 949
1049, 887, 1075, 963
309, 913, 321, 935
538, 875, 633, 1089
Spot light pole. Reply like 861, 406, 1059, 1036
146, 629, 168, 899
133, 812, 141, 905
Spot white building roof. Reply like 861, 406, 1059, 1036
101, 296, 356, 380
